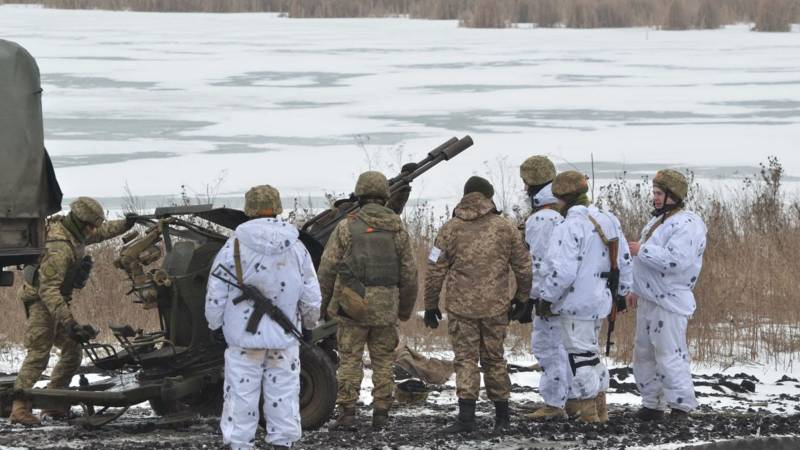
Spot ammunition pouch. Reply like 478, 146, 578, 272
72, 255, 93, 290
568, 351, 600, 376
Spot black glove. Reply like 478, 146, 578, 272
400, 162, 419, 174
67, 320, 99, 344
72, 255, 93, 290
302, 328, 313, 343
212, 328, 226, 346
508, 299, 531, 323
423, 308, 442, 329
535, 300, 555, 318
124, 212, 138, 229
518, 299, 535, 324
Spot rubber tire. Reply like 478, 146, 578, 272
298, 345, 337, 430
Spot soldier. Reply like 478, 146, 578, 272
205, 185, 321, 450
517, 156, 572, 421
318, 171, 418, 431
424, 176, 532, 433
627, 170, 706, 421
537, 171, 632, 423
10, 197, 135, 426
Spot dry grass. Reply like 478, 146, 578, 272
1, 158, 799, 370
2, 0, 797, 30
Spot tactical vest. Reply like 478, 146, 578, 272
345, 218, 400, 288
22, 223, 86, 301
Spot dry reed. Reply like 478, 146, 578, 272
1, 158, 798, 370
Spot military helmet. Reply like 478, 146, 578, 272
70, 197, 105, 227
244, 185, 283, 217
354, 171, 390, 200
551, 171, 589, 198
520, 155, 556, 187
653, 169, 688, 201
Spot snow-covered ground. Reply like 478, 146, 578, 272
1, 5, 799, 212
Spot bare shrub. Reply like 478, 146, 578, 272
663, 0, 692, 29
754, 0, 793, 32
460, 0, 510, 28
695, 0, 722, 28
534, 0, 561, 27
566, 0, 597, 28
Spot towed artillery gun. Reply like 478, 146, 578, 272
0, 136, 474, 428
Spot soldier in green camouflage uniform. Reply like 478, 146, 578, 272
10, 197, 134, 426
424, 176, 532, 433
317, 171, 418, 431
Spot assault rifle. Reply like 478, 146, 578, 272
210, 263, 310, 348
602, 238, 627, 356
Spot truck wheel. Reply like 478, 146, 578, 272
299, 345, 337, 430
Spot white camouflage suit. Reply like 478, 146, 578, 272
525, 185, 571, 408
632, 209, 707, 412
205, 218, 321, 450
538, 204, 632, 401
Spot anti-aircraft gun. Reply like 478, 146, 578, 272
1, 135, 474, 429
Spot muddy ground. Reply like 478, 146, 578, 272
2, 382, 799, 450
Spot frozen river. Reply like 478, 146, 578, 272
1, 5, 799, 209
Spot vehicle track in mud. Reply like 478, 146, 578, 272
2, 402, 799, 449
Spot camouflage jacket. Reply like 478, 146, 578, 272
318, 203, 418, 326
424, 192, 532, 319
19, 216, 130, 326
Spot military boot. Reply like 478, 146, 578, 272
669, 408, 689, 422
493, 400, 510, 432
331, 405, 357, 431
9, 400, 41, 426
574, 398, 599, 423
372, 408, 389, 430
443, 398, 476, 434
565, 398, 581, 417
40, 405, 71, 421
526, 405, 567, 421
636, 406, 665, 422
595, 391, 608, 423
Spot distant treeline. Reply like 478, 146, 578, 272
2, 0, 798, 31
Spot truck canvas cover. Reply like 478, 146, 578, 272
0, 39, 62, 270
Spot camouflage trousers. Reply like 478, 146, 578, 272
14, 300, 81, 390
336, 323, 398, 411
448, 311, 511, 401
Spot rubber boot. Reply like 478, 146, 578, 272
443, 398, 476, 434
565, 399, 581, 417
526, 405, 567, 421
595, 391, 608, 423
636, 406, 665, 422
669, 408, 689, 422
331, 405, 357, 431
9, 400, 40, 426
493, 400, 510, 432
575, 398, 599, 423
372, 408, 389, 430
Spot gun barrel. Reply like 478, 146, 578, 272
389, 135, 473, 193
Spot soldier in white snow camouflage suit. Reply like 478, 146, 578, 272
628, 170, 707, 422
205, 185, 321, 450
